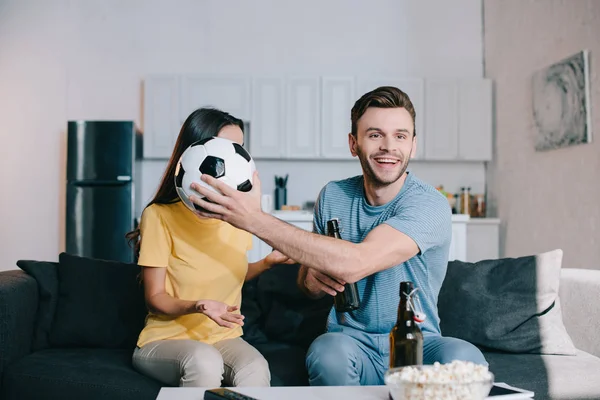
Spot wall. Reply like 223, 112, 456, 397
484, 0, 600, 268
0, 0, 483, 271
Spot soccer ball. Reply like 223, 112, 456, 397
174, 136, 256, 212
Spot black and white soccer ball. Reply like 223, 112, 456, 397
174, 137, 256, 212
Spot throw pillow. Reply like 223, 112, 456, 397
49, 252, 147, 349
16, 260, 59, 350
438, 249, 577, 355
256, 264, 332, 349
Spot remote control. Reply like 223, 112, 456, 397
204, 388, 259, 400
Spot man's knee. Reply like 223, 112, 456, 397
306, 333, 358, 386
428, 336, 488, 366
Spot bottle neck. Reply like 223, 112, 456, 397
397, 296, 414, 326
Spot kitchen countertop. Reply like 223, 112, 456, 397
271, 210, 500, 224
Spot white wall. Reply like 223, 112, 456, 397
484, 0, 600, 268
0, 0, 483, 270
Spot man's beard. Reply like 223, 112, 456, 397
356, 146, 410, 188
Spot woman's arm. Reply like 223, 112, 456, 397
246, 259, 271, 281
245, 249, 296, 281
143, 266, 198, 316
142, 267, 244, 328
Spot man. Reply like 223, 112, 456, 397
188, 86, 487, 386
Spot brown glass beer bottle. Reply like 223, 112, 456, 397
327, 218, 360, 312
389, 281, 423, 368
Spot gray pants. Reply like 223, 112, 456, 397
132, 337, 270, 387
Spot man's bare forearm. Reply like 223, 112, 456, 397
248, 213, 363, 282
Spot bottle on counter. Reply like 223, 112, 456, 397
460, 187, 472, 215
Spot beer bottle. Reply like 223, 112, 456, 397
327, 218, 360, 312
389, 281, 423, 368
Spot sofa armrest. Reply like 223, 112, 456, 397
559, 268, 600, 358
0, 270, 38, 384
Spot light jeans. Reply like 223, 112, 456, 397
132, 337, 270, 387
306, 328, 488, 386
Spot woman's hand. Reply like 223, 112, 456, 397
264, 249, 297, 267
195, 300, 245, 328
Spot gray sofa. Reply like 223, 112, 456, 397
480, 267, 600, 399
1, 252, 599, 400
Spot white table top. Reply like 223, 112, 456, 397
156, 386, 389, 400
155, 383, 533, 400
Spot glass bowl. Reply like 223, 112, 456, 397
384, 363, 494, 400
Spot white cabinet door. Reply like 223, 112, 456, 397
286, 77, 320, 158
357, 78, 425, 160
250, 77, 286, 158
180, 75, 251, 122
321, 77, 355, 159
143, 75, 181, 158
458, 79, 493, 161
424, 80, 459, 160
449, 222, 467, 262
466, 222, 499, 262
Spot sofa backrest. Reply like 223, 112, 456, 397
559, 268, 600, 358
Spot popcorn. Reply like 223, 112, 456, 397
385, 361, 494, 400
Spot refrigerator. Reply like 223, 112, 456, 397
65, 120, 136, 263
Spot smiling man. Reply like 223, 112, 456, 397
189, 86, 487, 386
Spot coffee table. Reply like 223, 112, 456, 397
156, 383, 534, 399
156, 386, 389, 400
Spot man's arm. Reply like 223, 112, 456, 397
252, 215, 419, 283
187, 173, 449, 284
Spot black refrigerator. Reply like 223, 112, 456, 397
66, 120, 136, 263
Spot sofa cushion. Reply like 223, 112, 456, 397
253, 342, 309, 387
16, 260, 59, 350
49, 253, 147, 349
0, 348, 162, 400
438, 249, 577, 355
255, 264, 333, 349
483, 349, 600, 400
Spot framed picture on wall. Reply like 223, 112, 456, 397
532, 50, 592, 151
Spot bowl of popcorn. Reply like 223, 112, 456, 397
384, 360, 494, 400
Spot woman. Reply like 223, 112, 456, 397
127, 107, 290, 388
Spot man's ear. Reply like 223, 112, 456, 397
348, 132, 358, 157
410, 134, 417, 159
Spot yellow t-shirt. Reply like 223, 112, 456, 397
136, 200, 252, 347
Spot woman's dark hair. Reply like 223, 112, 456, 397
126, 107, 244, 259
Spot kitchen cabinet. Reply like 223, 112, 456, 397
142, 74, 493, 162
320, 76, 355, 159
249, 77, 286, 158
142, 75, 181, 159
143, 74, 251, 159
465, 219, 500, 262
180, 74, 251, 122
286, 77, 321, 158
424, 79, 493, 161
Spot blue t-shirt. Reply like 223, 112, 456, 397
313, 171, 452, 340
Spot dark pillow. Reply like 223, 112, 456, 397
256, 264, 332, 349
240, 278, 269, 345
16, 260, 59, 350
49, 253, 147, 349
438, 249, 577, 355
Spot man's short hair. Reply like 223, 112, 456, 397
350, 86, 416, 137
